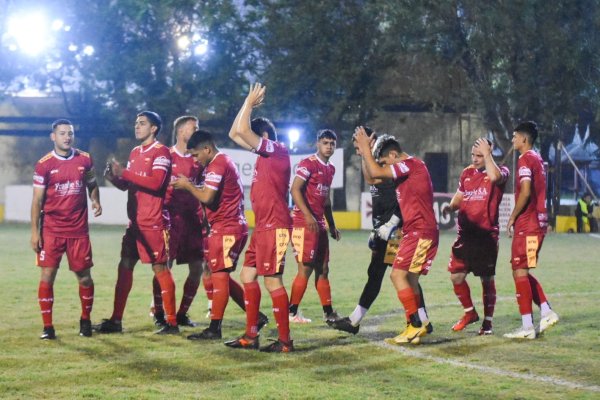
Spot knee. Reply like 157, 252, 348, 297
450, 274, 464, 285
79, 275, 93, 287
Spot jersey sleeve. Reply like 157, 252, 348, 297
33, 162, 47, 189
517, 156, 532, 183
457, 170, 466, 193
84, 155, 97, 185
497, 165, 510, 185
253, 138, 277, 157
204, 158, 225, 191
389, 160, 411, 181
295, 159, 313, 181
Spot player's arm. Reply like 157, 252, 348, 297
104, 159, 129, 191
360, 157, 384, 185
354, 127, 394, 180
121, 157, 170, 192
85, 166, 102, 217
30, 187, 45, 253
171, 174, 218, 205
324, 195, 341, 241
507, 179, 531, 236
291, 176, 318, 233
228, 83, 266, 151
476, 138, 503, 183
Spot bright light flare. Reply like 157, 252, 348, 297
83, 45, 95, 56
7, 13, 51, 55
194, 40, 208, 56
288, 128, 301, 146
177, 35, 191, 50
51, 19, 64, 31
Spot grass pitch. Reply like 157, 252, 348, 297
1, 223, 599, 399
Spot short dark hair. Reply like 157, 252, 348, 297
52, 119, 73, 131
317, 129, 337, 141
173, 115, 198, 137
187, 129, 215, 150
379, 139, 402, 158
251, 117, 277, 141
514, 121, 538, 144
137, 110, 162, 135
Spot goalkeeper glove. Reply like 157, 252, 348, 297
376, 215, 401, 241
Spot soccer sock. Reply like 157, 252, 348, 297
349, 305, 368, 326
111, 265, 133, 322
79, 284, 94, 320
528, 274, 551, 314
178, 277, 200, 316
453, 281, 475, 313
397, 287, 418, 319
289, 275, 309, 314
514, 276, 534, 328
481, 279, 496, 324
152, 276, 164, 315
316, 278, 333, 315
270, 287, 291, 343
202, 275, 214, 301
155, 268, 177, 326
229, 276, 246, 311
243, 281, 261, 338
38, 281, 54, 328
210, 272, 230, 324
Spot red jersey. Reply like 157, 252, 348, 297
165, 146, 203, 214
514, 150, 548, 233
292, 154, 335, 228
456, 165, 510, 235
390, 157, 438, 233
203, 152, 248, 234
251, 138, 292, 231
33, 149, 95, 238
121, 140, 171, 230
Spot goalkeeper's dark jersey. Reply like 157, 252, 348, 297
370, 180, 402, 229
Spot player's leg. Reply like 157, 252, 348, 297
74, 268, 94, 337
289, 227, 315, 322
176, 258, 202, 327
528, 274, 559, 333
479, 275, 495, 335
450, 272, 479, 331
314, 230, 338, 323
201, 264, 213, 317
225, 265, 261, 349
38, 266, 58, 340
152, 262, 179, 334
260, 275, 294, 353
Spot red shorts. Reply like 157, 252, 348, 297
291, 226, 329, 265
36, 233, 93, 272
448, 233, 499, 277
392, 231, 439, 275
169, 212, 204, 265
244, 228, 291, 276
120, 226, 169, 264
511, 232, 545, 270
206, 232, 248, 273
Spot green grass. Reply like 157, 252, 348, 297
1, 223, 599, 399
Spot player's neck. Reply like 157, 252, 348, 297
140, 136, 157, 147
316, 152, 330, 164
174, 141, 187, 154
54, 147, 73, 158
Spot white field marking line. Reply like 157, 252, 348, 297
362, 291, 600, 393
590, 234, 600, 239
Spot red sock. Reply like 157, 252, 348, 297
481, 279, 496, 319
289, 275, 308, 307
229, 276, 245, 311
453, 281, 474, 312
528, 274, 547, 306
315, 278, 332, 306
178, 277, 200, 316
211, 272, 230, 320
243, 281, 261, 338
111, 265, 133, 322
397, 287, 418, 316
38, 281, 54, 328
270, 287, 291, 343
155, 269, 177, 325
152, 276, 164, 315
79, 284, 94, 320
514, 276, 533, 315
202, 275, 214, 301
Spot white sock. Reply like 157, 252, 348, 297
522, 314, 534, 329
349, 305, 368, 326
207, 300, 212, 310
418, 307, 429, 325
540, 302, 551, 316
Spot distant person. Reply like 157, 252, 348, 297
442, 138, 509, 335
31, 119, 102, 339
95, 111, 179, 335
288, 129, 341, 325
505, 121, 559, 339
224, 83, 294, 352
576, 193, 594, 233
354, 129, 438, 345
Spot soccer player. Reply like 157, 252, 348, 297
442, 138, 509, 335
171, 130, 256, 340
330, 128, 404, 335
150, 115, 204, 328
95, 111, 180, 335
504, 121, 559, 339
355, 128, 438, 345
223, 83, 294, 352
31, 119, 102, 339
288, 129, 341, 324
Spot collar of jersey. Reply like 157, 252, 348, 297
208, 151, 223, 166
314, 153, 330, 166
172, 146, 191, 158
140, 140, 159, 153
52, 149, 75, 160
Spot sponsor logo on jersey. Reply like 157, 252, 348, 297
205, 171, 223, 184
33, 174, 45, 184
519, 166, 532, 177
316, 183, 330, 197
464, 187, 489, 201
297, 166, 310, 178
154, 156, 171, 167
54, 180, 84, 196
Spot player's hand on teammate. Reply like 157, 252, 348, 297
170, 174, 194, 191
91, 200, 102, 217
330, 226, 341, 241
246, 83, 266, 108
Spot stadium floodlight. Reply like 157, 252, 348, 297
6, 13, 51, 56
288, 128, 301, 148
177, 35, 191, 50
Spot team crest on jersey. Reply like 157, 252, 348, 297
51, 169, 59, 175
78, 166, 85, 172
